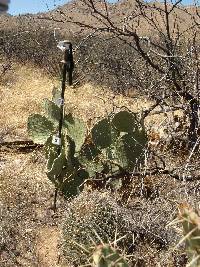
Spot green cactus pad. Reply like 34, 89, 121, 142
63, 113, 87, 153
46, 135, 87, 197
78, 143, 104, 177
80, 142, 100, 161
43, 98, 61, 124
27, 114, 54, 144
52, 86, 61, 104
93, 244, 129, 267
63, 135, 76, 165
61, 168, 88, 198
111, 137, 129, 170
46, 148, 67, 184
91, 118, 118, 149
112, 111, 137, 133
121, 132, 146, 168
44, 135, 58, 159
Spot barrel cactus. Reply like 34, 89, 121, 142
62, 190, 133, 266
179, 203, 200, 267
93, 244, 129, 267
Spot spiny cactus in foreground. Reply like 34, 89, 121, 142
178, 203, 200, 267
92, 243, 129, 267
62, 190, 133, 266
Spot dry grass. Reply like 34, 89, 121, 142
0, 59, 185, 146
0, 2, 199, 266
0, 59, 161, 140
0, 60, 55, 141
0, 150, 63, 267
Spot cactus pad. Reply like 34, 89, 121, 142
43, 98, 61, 124
91, 118, 118, 149
112, 110, 137, 133
78, 143, 105, 177
52, 86, 61, 104
64, 113, 87, 153
46, 148, 67, 185
27, 114, 54, 144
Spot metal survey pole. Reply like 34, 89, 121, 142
53, 41, 74, 211
57, 40, 74, 148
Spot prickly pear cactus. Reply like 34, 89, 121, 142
27, 114, 55, 144
90, 110, 147, 173
45, 134, 87, 197
112, 110, 137, 132
91, 118, 117, 149
43, 98, 61, 124
46, 147, 67, 185
63, 113, 87, 153
78, 142, 104, 177
179, 203, 200, 267
52, 86, 61, 104
93, 244, 129, 267
28, 95, 147, 196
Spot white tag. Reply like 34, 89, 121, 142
55, 98, 64, 106
57, 40, 70, 51
52, 136, 61, 146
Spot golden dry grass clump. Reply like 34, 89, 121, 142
0, 60, 55, 141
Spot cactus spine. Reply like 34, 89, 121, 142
92, 244, 129, 267
179, 203, 200, 267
